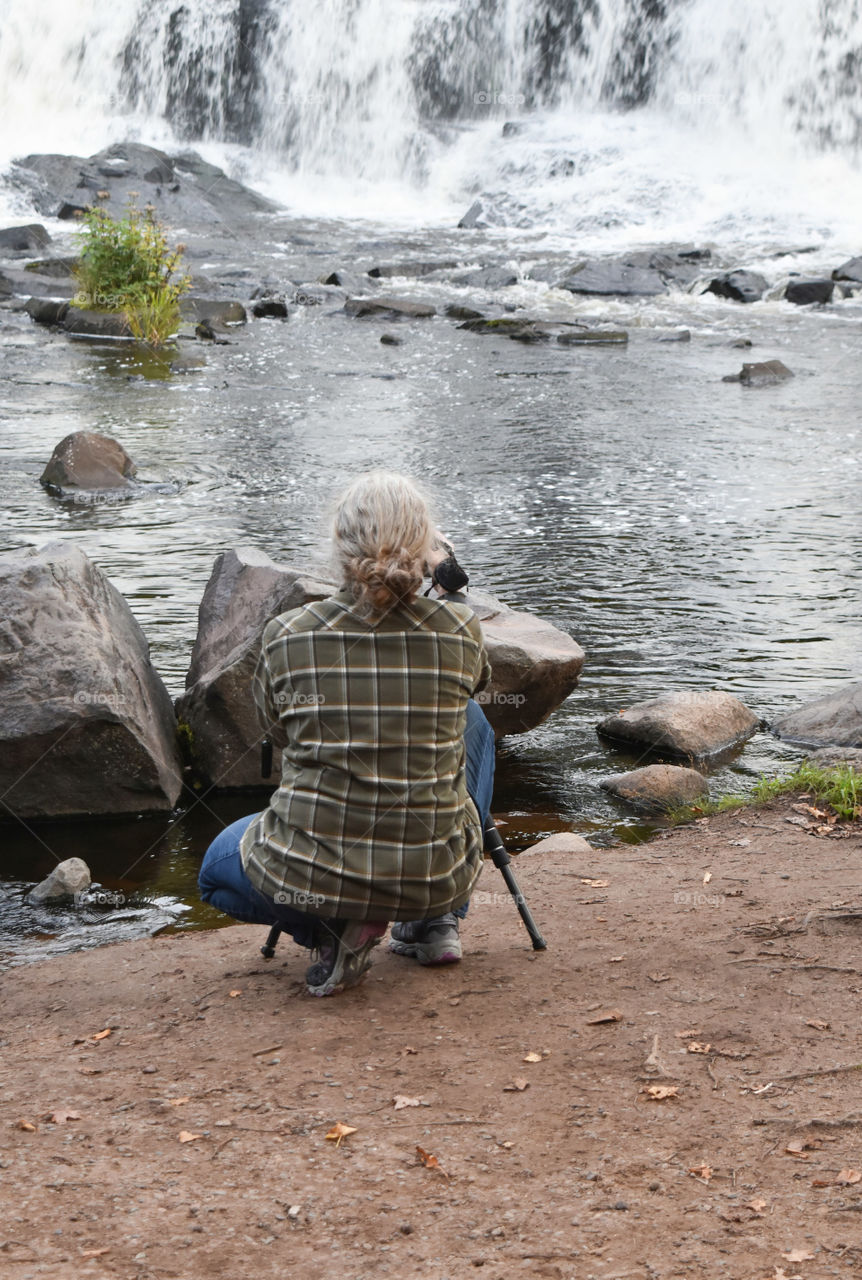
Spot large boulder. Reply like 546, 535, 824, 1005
0, 543, 182, 819
177, 548, 585, 787
558, 261, 667, 297
40, 431, 136, 493
772, 683, 862, 749
180, 297, 247, 326
785, 278, 834, 305
61, 307, 131, 338
600, 764, 708, 813
707, 270, 769, 304
832, 256, 862, 283
0, 223, 52, 253
25, 297, 70, 325
723, 359, 794, 386
596, 691, 760, 760
27, 857, 91, 905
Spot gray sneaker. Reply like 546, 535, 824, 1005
389, 913, 462, 966
305, 920, 387, 997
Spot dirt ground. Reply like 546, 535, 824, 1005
2, 796, 862, 1280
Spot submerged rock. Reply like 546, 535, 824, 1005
707, 270, 769, 304
40, 431, 136, 493
557, 329, 628, 346
344, 296, 436, 319
451, 266, 519, 289
368, 261, 457, 279
178, 548, 585, 786
27, 858, 91, 905
785, 278, 834, 305
0, 543, 182, 819
558, 261, 668, 297
723, 360, 794, 386
596, 691, 760, 760
773, 682, 862, 749
180, 298, 247, 327
445, 303, 485, 321
251, 297, 288, 318
380, 332, 403, 346
600, 764, 709, 813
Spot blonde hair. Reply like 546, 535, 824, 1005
333, 471, 434, 618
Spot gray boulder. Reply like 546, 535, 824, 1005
596, 691, 760, 760
832, 256, 862, 283
25, 297, 70, 326
40, 431, 136, 493
177, 548, 585, 787
0, 224, 52, 253
458, 200, 486, 229
723, 359, 794, 386
773, 683, 862, 749
558, 261, 668, 297
62, 307, 131, 338
0, 543, 182, 819
707, 270, 769, 304
557, 329, 629, 346
519, 832, 594, 857
27, 857, 91, 905
180, 297, 247, 327
600, 764, 709, 813
344, 296, 436, 319
785, 278, 834, 305
451, 266, 519, 289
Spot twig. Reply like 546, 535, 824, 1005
777, 1063, 862, 1083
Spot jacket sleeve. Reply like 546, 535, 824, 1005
468, 614, 492, 697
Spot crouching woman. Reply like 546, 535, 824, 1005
198, 470, 495, 996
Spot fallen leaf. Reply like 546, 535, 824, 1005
586, 1010, 622, 1025
643, 1085, 679, 1100
687, 1042, 712, 1055
747, 1197, 767, 1214
178, 1131, 203, 1143
792, 803, 828, 819
416, 1145, 448, 1176
393, 1095, 422, 1110
581, 878, 609, 888
523, 1051, 543, 1063
325, 1122, 357, 1148
837, 1168, 862, 1185
503, 1078, 530, 1092
806, 1019, 830, 1031
45, 1109, 81, 1125
648, 973, 670, 983
17, 1119, 37, 1132
168, 1097, 191, 1107
811, 1178, 833, 1188
688, 1164, 713, 1182
782, 1249, 815, 1263
784, 1139, 811, 1160
80, 1248, 110, 1259
91, 1029, 111, 1041
403, 1046, 418, 1055
229, 989, 242, 998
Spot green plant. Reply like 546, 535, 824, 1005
73, 202, 190, 347
667, 759, 861, 826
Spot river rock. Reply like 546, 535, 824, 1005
832, 256, 862, 283
27, 857, 91, 905
772, 682, 862, 749
180, 297, 247, 327
0, 543, 182, 818
600, 764, 709, 813
451, 266, 519, 289
596, 691, 760, 759
707, 270, 769, 304
177, 548, 585, 786
251, 297, 288, 318
520, 831, 594, 857
785, 278, 835, 305
0, 223, 52, 253
25, 297, 70, 326
0, 272, 12, 297
368, 261, 457, 279
558, 261, 668, 296
557, 329, 628, 345
344, 296, 436, 319
723, 359, 794, 386
445, 303, 484, 321
40, 431, 136, 494
61, 306, 132, 338
458, 200, 486, 229
24, 256, 78, 278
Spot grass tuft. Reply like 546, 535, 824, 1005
667, 759, 861, 826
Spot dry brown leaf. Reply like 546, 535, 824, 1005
837, 1168, 862, 1185
325, 1122, 357, 1148
80, 1248, 111, 1259
178, 1131, 203, 1143
806, 1019, 830, 1031
782, 1249, 815, 1263
811, 1178, 833, 1188
523, 1051, 543, 1063
17, 1119, 37, 1132
168, 1097, 191, 1107
784, 1139, 810, 1160
688, 1164, 713, 1182
416, 1145, 448, 1176
687, 1042, 712, 1055
503, 1077, 530, 1092
91, 1029, 111, 1041
46, 1109, 80, 1125
581, 878, 609, 888
586, 1009, 622, 1025
393, 1095, 422, 1110
644, 1085, 679, 1100
747, 1197, 767, 1214
229, 989, 242, 998
648, 973, 670, 983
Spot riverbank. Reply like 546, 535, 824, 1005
3, 796, 861, 1279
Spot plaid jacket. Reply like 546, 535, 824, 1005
240, 590, 492, 921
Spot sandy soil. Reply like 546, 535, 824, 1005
2, 797, 862, 1280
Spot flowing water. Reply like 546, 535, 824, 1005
0, 0, 860, 965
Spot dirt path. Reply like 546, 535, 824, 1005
2, 798, 862, 1280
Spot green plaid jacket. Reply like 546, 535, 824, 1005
240, 590, 492, 921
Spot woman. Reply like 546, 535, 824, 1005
199, 470, 495, 996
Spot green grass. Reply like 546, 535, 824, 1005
668, 760, 861, 825
73, 201, 190, 347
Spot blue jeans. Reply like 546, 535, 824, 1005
199, 698, 495, 946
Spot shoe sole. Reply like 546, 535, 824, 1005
306, 922, 385, 997
388, 937, 462, 966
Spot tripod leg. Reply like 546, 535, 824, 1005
261, 924, 282, 959
483, 817, 547, 951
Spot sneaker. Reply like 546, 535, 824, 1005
388, 913, 462, 966
305, 919, 387, 997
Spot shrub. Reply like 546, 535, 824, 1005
73, 202, 190, 346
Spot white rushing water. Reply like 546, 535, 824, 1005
1, 0, 862, 249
